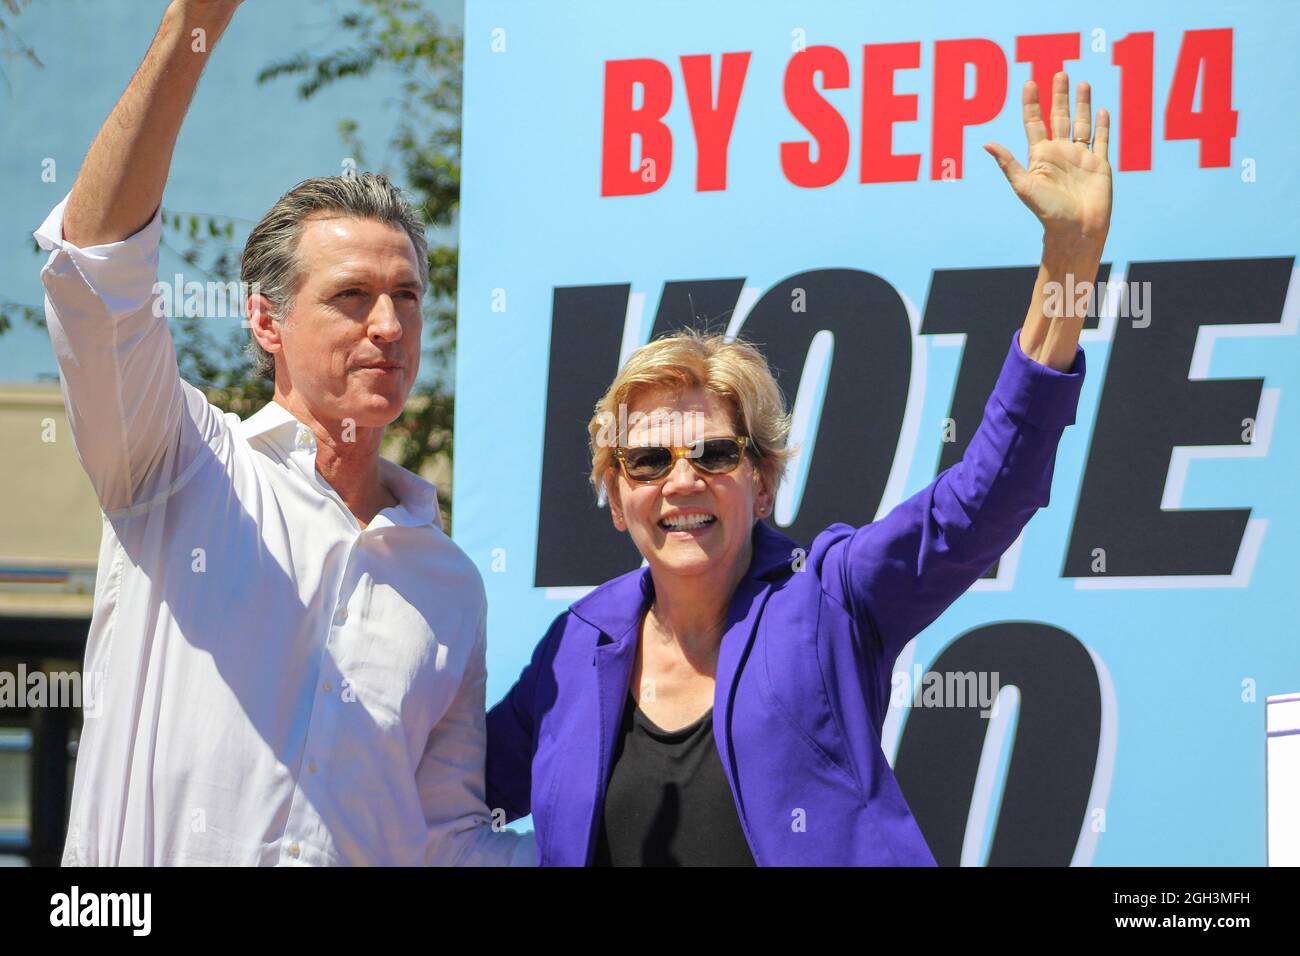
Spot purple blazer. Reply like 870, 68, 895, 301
487, 329, 1086, 866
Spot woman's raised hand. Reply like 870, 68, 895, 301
984, 71, 1112, 251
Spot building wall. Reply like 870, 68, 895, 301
0, 385, 100, 618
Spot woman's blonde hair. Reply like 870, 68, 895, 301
587, 329, 793, 502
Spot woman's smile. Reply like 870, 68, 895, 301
658, 511, 718, 536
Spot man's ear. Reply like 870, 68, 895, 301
248, 292, 283, 359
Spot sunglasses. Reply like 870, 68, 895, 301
614, 436, 752, 483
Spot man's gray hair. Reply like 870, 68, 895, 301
241, 172, 429, 379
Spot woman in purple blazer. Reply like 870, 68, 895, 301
487, 72, 1112, 865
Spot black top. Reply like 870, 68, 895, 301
593, 694, 756, 867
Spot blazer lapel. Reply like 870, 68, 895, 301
711, 574, 772, 840
589, 634, 638, 859
712, 521, 799, 859
569, 568, 652, 864
564, 521, 798, 865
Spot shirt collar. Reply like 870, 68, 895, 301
568, 519, 799, 642
239, 400, 442, 529
239, 399, 301, 445
378, 457, 442, 528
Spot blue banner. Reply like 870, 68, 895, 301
456, 0, 1299, 865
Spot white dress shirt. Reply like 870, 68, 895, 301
34, 195, 533, 866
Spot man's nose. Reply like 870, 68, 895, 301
368, 295, 403, 341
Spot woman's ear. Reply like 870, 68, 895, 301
605, 470, 628, 532
753, 469, 772, 518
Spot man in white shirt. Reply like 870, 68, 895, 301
35, 0, 531, 865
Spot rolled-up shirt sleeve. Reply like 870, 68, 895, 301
34, 193, 224, 515
823, 327, 1086, 665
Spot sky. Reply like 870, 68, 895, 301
0, 0, 464, 384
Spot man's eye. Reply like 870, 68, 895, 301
396, 290, 419, 300
336, 289, 363, 298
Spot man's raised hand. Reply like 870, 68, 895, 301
63, 0, 242, 247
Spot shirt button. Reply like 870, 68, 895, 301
334, 605, 348, 625
322, 681, 332, 694
308, 760, 318, 774
288, 842, 301, 859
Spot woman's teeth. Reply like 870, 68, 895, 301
660, 514, 716, 531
